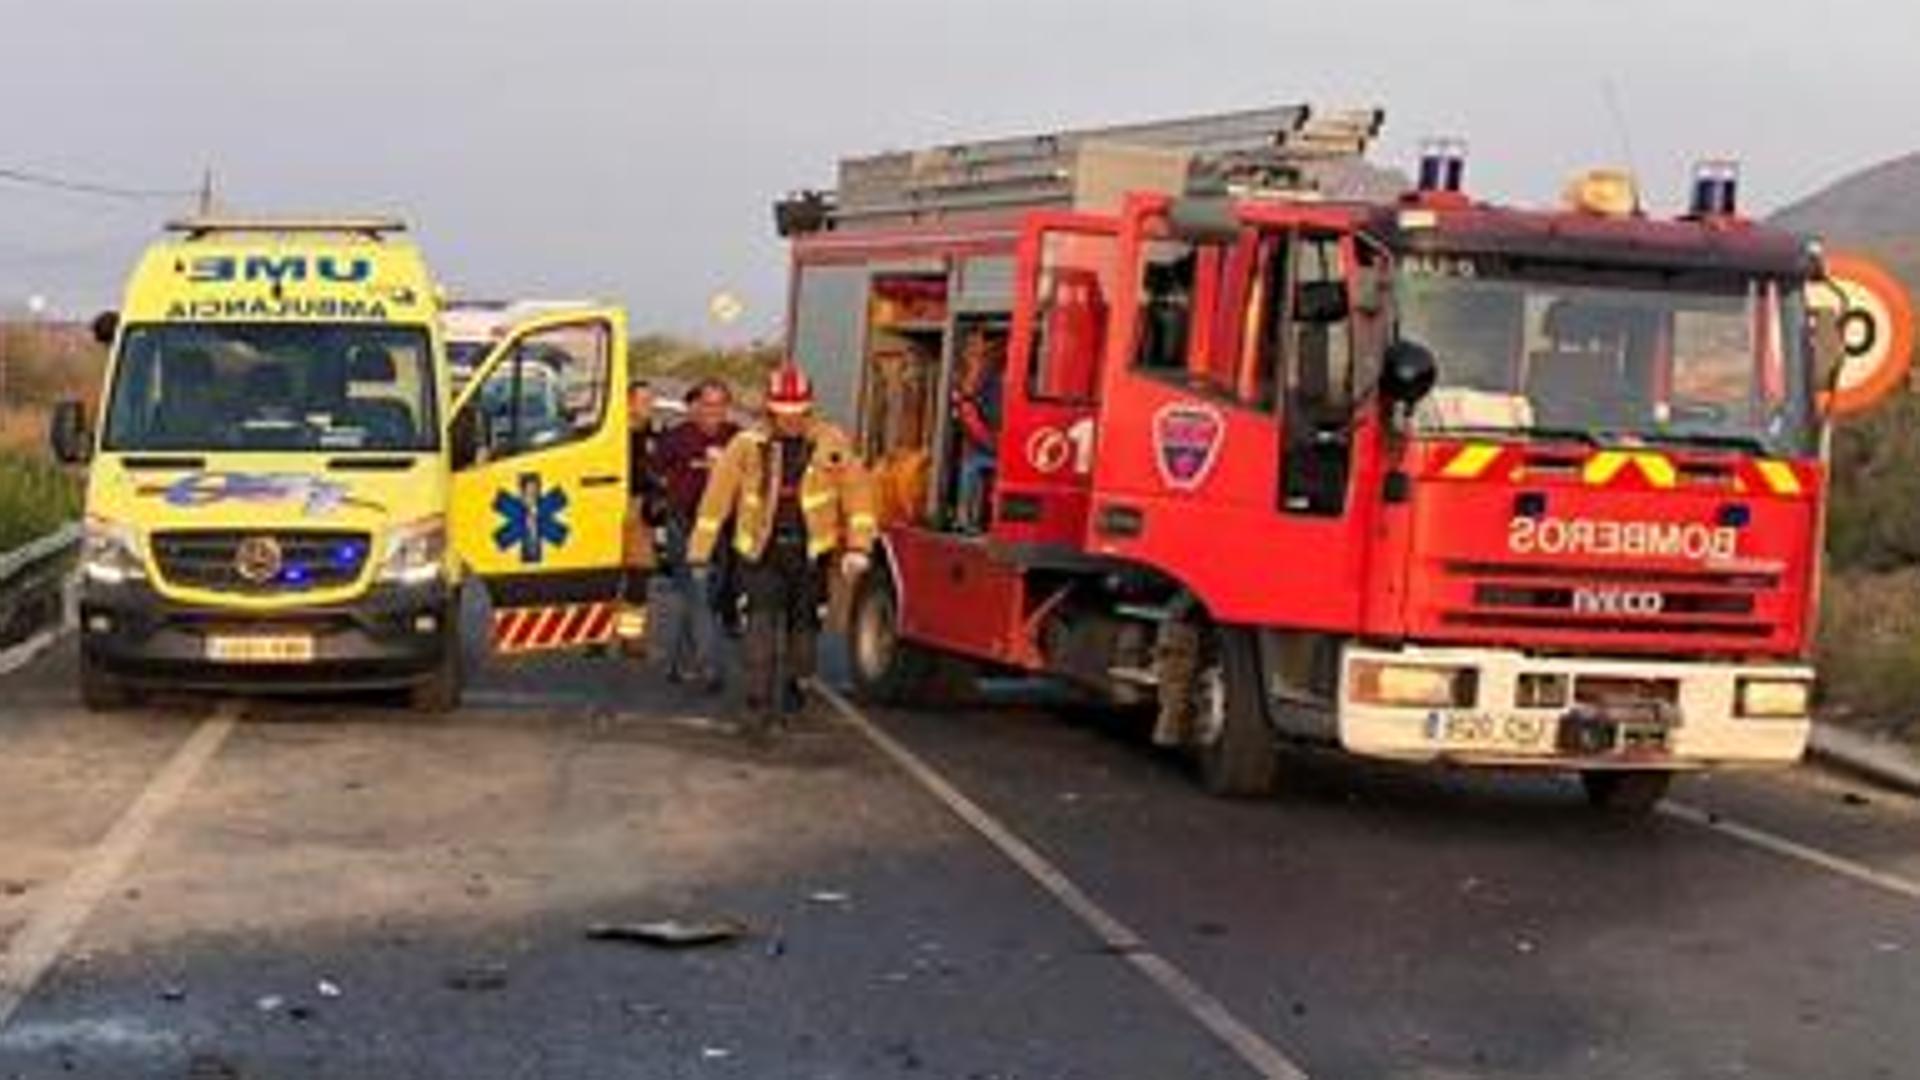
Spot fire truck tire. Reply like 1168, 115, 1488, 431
1191, 627, 1278, 798
79, 654, 140, 713
849, 568, 940, 706
1580, 769, 1672, 816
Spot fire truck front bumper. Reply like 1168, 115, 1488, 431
1335, 644, 1812, 770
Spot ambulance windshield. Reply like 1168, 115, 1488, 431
1395, 258, 1816, 458
102, 322, 439, 453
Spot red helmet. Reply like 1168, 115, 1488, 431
765, 362, 814, 415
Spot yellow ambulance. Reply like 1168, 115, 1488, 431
51, 218, 636, 711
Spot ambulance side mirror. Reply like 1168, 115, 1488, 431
50, 400, 92, 465
90, 310, 119, 347
1380, 340, 1438, 406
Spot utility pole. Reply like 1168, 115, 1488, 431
197, 167, 214, 216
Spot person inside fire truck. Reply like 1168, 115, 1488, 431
951, 324, 1006, 532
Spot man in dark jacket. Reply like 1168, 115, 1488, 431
651, 378, 740, 688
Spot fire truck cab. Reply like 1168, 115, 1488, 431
778, 107, 1830, 811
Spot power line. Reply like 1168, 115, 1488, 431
0, 164, 198, 201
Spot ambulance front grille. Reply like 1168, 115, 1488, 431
151, 530, 372, 596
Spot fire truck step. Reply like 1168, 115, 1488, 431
1114, 604, 1176, 623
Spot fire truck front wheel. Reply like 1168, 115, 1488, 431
1190, 627, 1279, 798
849, 568, 938, 705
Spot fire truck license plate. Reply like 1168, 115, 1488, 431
1427, 712, 1548, 751
206, 634, 316, 664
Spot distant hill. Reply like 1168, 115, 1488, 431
1770, 153, 1920, 292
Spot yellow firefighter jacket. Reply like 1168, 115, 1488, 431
688, 418, 878, 565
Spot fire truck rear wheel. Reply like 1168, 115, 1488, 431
1580, 769, 1672, 816
1190, 627, 1278, 798
850, 568, 938, 705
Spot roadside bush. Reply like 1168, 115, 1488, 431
0, 450, 82, 552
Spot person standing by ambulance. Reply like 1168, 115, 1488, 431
616, 378, 661, 656
652, 378, 740, 690
688, 363, 877, 736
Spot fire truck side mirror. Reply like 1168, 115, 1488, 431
1167, 197, 1240, 244
1811, 306, 1845, 391
1380, 340, 1438, 406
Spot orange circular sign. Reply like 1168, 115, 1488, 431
1813, 252, 1915, 417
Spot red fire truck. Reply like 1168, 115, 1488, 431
775, 106, 1837, 811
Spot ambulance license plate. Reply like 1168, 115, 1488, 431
206, 634, 315, 664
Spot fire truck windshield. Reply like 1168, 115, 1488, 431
1395, 258, 1815, 458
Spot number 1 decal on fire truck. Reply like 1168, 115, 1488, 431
994, 217, 1118, 552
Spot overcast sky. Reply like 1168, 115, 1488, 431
0, 0, 1911, 336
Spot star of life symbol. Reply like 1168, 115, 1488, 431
493, 473, 570, 565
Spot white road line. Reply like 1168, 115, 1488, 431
816, 684, 1311, 1080
1661, 800, 1920, 903
0, 702, 241, 1031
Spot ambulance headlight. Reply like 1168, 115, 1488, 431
1350, 660, 1478, 708
1736, 677, 1811, 719
377, 515, 446, 586
81, 515, 145, 586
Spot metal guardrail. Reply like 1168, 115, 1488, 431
0, 522, 80, 649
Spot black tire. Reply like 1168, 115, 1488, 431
407, 632, 464, 714
78, 652, 138, 713
1581, 769, 1672, 816
848, 568, 940, 706
1190, 626, 1278, 798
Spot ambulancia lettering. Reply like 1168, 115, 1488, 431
1508, 517, 1738, 562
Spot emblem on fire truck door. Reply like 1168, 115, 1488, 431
1151, 402, 1226, 492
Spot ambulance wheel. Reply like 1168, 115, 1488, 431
1190, 627, 1278, 798
408, 634, 464, 715
849, 568, 937, 705
79, 654, 139, 713
1580, 769, 1672, 816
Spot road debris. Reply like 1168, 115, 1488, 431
159, 983, 186, 1003
316, 979, 342, 999
585, 917, 751, 948
254, 995, 284, 1014
444, 963, 510, 992
701, 1046, 732, 1061
185, 1053, 242, 1080
807, 890, 851, 905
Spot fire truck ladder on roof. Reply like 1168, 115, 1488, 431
775, 104, 1386, 235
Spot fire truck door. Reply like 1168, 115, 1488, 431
993, 219, 1119, 553
447, 308, 633, 655
1279, 232, 1360, 517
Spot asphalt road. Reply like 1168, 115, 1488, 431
1, 631, 1917, 1080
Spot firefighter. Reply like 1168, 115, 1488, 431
688, 363, 877, 736
616, 378, 661, 655
651, 377, 740, 690
951, 327, 1004, 532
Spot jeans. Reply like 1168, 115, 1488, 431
956, 452, 996, 532
660, 520, 722, 679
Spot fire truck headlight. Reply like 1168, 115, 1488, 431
1351, 661, 1478, 709
1736, 677, 1811, 719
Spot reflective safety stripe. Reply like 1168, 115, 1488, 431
1584, 450, 1676, 489
801, 490, 833, 511
691, 518, 721, 537
1755, 460, 1804, 497
491, 602, 621, 655
733, 532, 755, 555
807, 536, 835, 558
1440, 443, 1502, 480
847, 513, 878, 530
